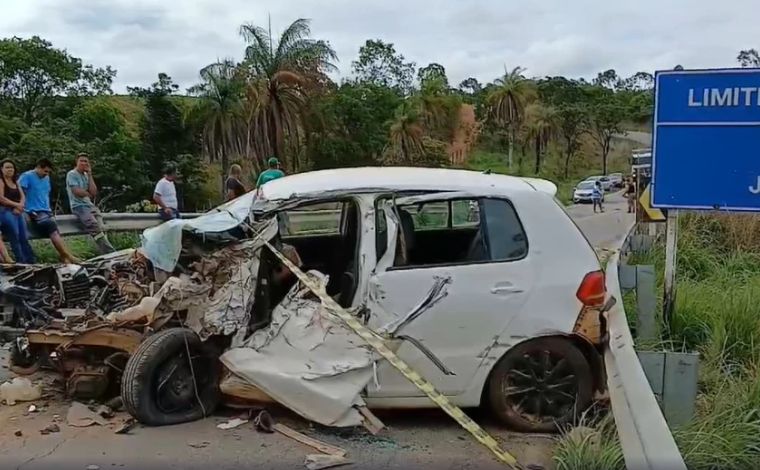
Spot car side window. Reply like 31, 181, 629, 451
278, 201, 343, 236
482, 198, 528, 261
390, 197, 526, 269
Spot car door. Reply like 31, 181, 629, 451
365, 194, 536, 397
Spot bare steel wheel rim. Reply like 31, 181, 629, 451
502, 349, 579, 423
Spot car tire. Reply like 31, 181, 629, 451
9, 342, 41, 375
122, 328, 221, 426
487, 337, 593, 433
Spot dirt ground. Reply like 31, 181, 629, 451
0, 351, 554, 470
0, 194, 632, 470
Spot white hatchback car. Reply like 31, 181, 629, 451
250, 167, 611, 432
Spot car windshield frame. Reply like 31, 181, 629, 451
577, 182, 595, 190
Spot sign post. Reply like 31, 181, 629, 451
653, 68, 760, 329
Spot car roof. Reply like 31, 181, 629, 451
260, 167, 557, 200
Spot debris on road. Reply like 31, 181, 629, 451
273, 423, 347, 458
14, 429, 22, 437
27, 404, 37, 413
217, 417, 249, 430
40, 423, 60, 434
0, 377, 42, 405
187, 441, 210, 449
304, 454, 353, 470
114, 418, 136, 435
67, 401, 110, 427
253, 409, 274, 433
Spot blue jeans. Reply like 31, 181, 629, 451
0, 208, 35, 263
158, 208, 180, 221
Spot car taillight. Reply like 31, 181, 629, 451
576, 270, 606, 306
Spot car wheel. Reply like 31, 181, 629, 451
488, 337, 593, 433
122, 328, 221, 426
9, 342, 41, 375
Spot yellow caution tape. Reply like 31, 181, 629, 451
263, 241, 522, 469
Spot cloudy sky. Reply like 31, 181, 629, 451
1, 0, 757, 92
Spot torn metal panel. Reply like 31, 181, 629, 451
141, 192, 256, 272
380, 275, 452, 335
221, 271, 375, 427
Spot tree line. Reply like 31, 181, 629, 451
1, 20, 756, 211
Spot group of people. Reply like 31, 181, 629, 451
0, 154, 286, 265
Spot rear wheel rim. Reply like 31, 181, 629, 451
155, 351, 213, 414
502, 349, 579, 424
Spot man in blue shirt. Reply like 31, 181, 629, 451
66, 153, 114, 254
19, 159, 76, 263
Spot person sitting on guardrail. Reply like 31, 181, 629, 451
154, 165, 180, 221
18, 158, 78, 264
0, 159, 35, 263
225, 164, 247, 202
66, 153, 115, 255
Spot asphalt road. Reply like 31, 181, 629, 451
0, 196, 633, 470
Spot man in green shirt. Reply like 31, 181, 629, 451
256, 157, 285, 187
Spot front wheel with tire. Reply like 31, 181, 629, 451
122, 328, 221, 426
488, 337, 593, 433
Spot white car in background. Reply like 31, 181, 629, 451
584, 175, 612, 192
607, 173, 624, 188
573, 180, 604, 203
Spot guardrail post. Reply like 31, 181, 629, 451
663, 352, 699, 427
635, 265, 657, 342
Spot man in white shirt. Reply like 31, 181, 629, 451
153, 165, 180, 221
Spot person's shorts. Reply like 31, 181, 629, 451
72, 206, 104, 236
158, 208, 180, 221
27, 211, 59, 237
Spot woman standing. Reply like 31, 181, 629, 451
0, 160, 35, 263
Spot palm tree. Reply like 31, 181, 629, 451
188, 60, 245, 193
524, 103, 558, 175
384, 103, 425, 165
239, 18, 337, 171
486, 66, 535, 168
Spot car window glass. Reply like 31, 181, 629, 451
452, 200, 479, 227
375, 201, 388, 262
279, 201, 343, 236
482, 198, 528, 261
406, 202, 449, 230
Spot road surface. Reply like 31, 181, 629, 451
0, 196, 633, 470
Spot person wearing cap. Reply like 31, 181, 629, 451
153, 165, 180, 221
66, 152, 115, 254
256, 157, 285, 188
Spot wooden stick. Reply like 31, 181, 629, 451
272, 423, 347, 457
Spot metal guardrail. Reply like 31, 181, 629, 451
605, 224, 687, 470
25, 212, 204, 239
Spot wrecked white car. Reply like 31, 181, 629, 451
3, 167, 610, 433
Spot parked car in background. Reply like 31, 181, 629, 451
573, 180, 604, 203
608, 173, 624, 188
584, 176, 612, 192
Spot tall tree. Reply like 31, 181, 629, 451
458, 77, 482, 95
593, 69, 620, 90
385, 102, 425, 164
588, 87, 628, 174
737, 49, 760, 68
523, 103, 558, 175
352, 40, 416, 95
539, 77, 589, 178
188, 60, 245, 192
417, 63, 449, 89
486, 66, 535, 168
0, 36, 110, 125
239, 18, 337, 170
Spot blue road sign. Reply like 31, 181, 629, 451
652, 68, 760, 211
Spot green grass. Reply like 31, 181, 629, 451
553, 416, 625, 470
28, 232, 140, 263
560, 213, 760, 468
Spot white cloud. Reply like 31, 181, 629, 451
1, 0, 758, 92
